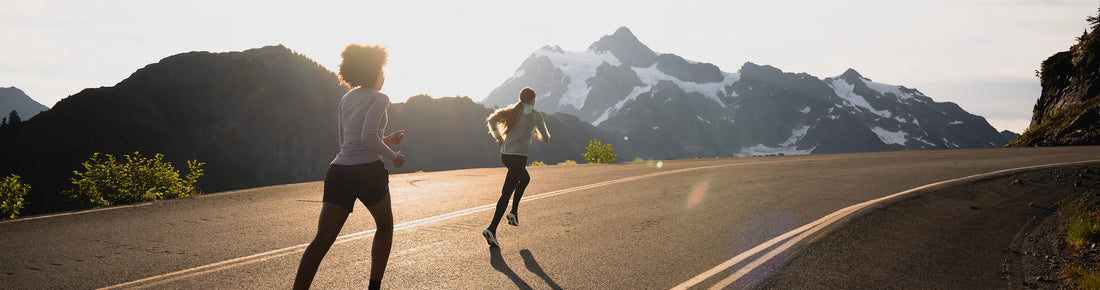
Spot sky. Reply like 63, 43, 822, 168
1, 0, 1096, 133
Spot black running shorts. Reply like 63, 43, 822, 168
323, 160, 389, 212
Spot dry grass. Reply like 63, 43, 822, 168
557, 160, 577, 166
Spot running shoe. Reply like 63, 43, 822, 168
482, 229, 499, 247
506, 212, 518, 226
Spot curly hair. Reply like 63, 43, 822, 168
338, 44, 388, 89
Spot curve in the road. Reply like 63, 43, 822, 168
671, 158, 1100, 290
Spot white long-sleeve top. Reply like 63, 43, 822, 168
489, 105, 550, 156
331, 88, 398, 165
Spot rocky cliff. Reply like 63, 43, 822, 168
1011, 26, 1100, 146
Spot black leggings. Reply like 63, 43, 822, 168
489, 154, 529, 232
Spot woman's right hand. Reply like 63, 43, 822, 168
393, 151, 406, 168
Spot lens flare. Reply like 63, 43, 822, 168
685, 180, 709, 209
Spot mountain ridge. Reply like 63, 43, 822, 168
0, 45, 620, 215
482, 26, 1008, 158
0, 86, 49, 122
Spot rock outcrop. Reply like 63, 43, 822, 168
1011, 26, 1100, 146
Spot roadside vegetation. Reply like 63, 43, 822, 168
556, 160, 577, 166
0, 174, 30, 219
583, 139, 617, 164
1059, 194, 1100, 288
64, 152, 204, 208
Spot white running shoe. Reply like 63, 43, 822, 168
506, 212, 518, 226
482, 229, 499, 247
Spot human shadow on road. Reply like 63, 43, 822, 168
490, 247, 533, 290
520, 249, 562, 290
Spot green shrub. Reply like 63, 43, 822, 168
583, 139, 617, 164
1066, 217, 1100, 250
1066, 267, 1100, 289
530, 161, 546, 166
557, 160, 577, 166
0, 174, 30, 219
65, 152, 205, 208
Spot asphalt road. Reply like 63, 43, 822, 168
1, 147, 1098, 289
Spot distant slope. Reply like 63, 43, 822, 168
1000, 130, 1021, 143
0, 46, 624, 215
0, 87, 48, 121
0, 45, 347, 214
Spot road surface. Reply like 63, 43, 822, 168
1, 147, 1098, 289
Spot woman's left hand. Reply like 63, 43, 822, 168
384, 130, 405, 145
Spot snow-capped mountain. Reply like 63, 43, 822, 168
483, 27, 1006, 158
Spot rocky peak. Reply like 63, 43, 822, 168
838, 68, 866, 84
738, 62, 784, 80
588, 26, 657, 67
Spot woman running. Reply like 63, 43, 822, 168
294, 44, 407, 290
483, 87, 550, 247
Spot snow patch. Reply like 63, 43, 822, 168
861, 78, 916, 101
592, 86, 652, 126
632, 64, 738, 107
829, 79, 892, 118
734, 144, 816, 157
915, 136, 937, 147
513, 69, 526, 79
870, 126, 908, 145
780, 125, 812, 147
942, 138, 959, 148
799, 107, 811, 114
533, 48, 621, 110
592, 65, 740, 126
948, 121, 964, 125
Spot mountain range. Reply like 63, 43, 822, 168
1, 27, 1015, 215
0, 87, 48, 122
0, 46, 612, 215
483, 27, 1010, 158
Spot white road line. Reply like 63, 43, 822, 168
0, 202, 154, 224
673, 158, 1100, 290
102, 157, 849, 289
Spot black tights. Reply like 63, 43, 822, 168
489, 154, 529, 233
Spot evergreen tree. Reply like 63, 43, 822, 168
1089, 5, 1100, 30
8, 110, 20, 124
1, 117, 6, 126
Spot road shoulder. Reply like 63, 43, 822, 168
753, 164, 1100, 289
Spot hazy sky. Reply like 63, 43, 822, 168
1, 0, 1095, 133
